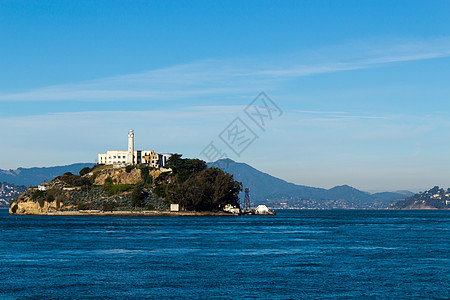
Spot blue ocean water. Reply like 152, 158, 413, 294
0, 209, 448, 299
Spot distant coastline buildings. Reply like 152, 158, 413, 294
98, 130, 171, 168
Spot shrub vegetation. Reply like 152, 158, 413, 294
32, 190, 44, 200
102, 183, 135, 197
58, 173, 91, 187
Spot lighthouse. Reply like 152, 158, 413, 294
127, 129, 134, 165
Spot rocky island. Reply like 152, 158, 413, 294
9, 154, 242, 216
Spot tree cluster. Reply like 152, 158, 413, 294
58, 172, 91, 187
155, 154, 242, 211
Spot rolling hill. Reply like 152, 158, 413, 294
0, 163, 94, 187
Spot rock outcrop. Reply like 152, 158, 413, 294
93, 168, 162, 185
9, 199, 59, 215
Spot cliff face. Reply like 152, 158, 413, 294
93, 168, 162, 185
9, 199, 59, 215
93, 168, 142, 185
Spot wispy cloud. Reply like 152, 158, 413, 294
296, 110, 388, 121
1, 37, 450, 102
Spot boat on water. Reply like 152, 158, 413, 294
240, 205, 276, 215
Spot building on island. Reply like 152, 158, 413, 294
98, 130, 171, 168
159, 153, 173, 166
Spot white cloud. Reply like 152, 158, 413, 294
1, 37, 450, 102
296, 110, 388, 120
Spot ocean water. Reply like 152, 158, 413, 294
0, 209, 448, 299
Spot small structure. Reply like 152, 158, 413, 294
170, 204, 179, 212
37, 185, 47, 191
242, 187, 251, 212
223, 204, 240, 214
255, 205, 270, 215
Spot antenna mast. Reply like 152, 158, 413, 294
243, 188, 251, 212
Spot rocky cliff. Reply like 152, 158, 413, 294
10, 199, 60, 215
92, 167, 162, 185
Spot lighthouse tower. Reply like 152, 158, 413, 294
127, 130, 134, 165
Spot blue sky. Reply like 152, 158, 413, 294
1, 1, 450, 192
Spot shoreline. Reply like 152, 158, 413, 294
9, 209, 238, 216
3, 207, 448, 215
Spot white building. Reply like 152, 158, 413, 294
223, 204, 240, 214
98, 130, 171, 168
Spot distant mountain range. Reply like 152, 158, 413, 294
208, 159, 413, 209
0, 160, 413, 209
0, 163, 94, 187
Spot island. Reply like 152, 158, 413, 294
9, 154, 243, 216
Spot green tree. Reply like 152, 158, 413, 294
32, 190, 44, 200
58, 173, 91, 187
79, 167, 91, 176
139, 165, 153, 186
169, 167, 241, 211
125, 165, 134, 173
167, 154, 207, 183
154, 154, 242, 211
131, 183, 148, 209
46, 194, 55, 203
